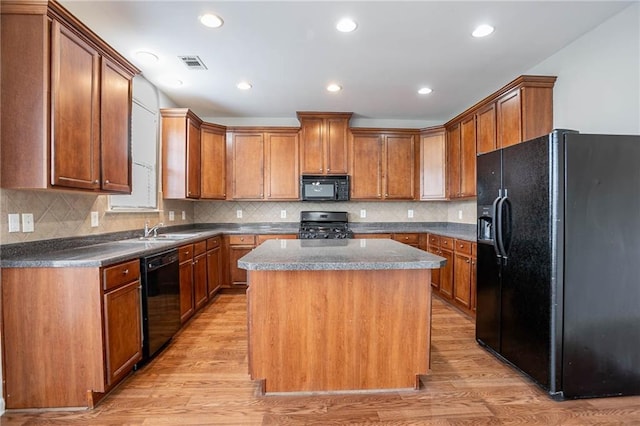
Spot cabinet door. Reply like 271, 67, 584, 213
103, 280, 142, 386
420, 131, 446, 200
428, 246, 441, 290
179, 259, 194, 323
476, 103, 497, 154
497, 89, 522, 149
350, 134, 383, 199
51, 21, 100, 190
228, 246, 253, 287
385, 135, 415, 199
230, 133, 264, 199
460, 116, 477, 197
265, 132, 299, 199
446, 124, 461, 199
453, 253, 472, 309
100, 58, 132, 193
206, 247, 222, 297
193, 252, 208, 310
200, 126, 226, 199
186, 118, 201, 198
325, 117, 349, 174
439, 248, 454, 299
299, 117, 324, 174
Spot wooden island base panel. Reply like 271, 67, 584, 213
239, 238, 445, 395
247, 269, 431, 394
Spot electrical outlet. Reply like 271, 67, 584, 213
8, 214, 20, 232
90, 211, 99, 227
22, 213, 34, 233
181, 211, 186, 220
408, 209, 414, 218
236, 209, 243, 218
458, 210, 463, 220
360, 209, 366, 218
280, 210, 287, 219
169, 211, 175, 221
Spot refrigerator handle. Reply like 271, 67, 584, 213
492, 191, 503, 261
496, 192, 509, 264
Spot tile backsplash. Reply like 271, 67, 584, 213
0, 188, 476, 244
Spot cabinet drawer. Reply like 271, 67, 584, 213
440, 236, 454, 250
393, 233, 420, 245
428, 234, 440, 246
193, 240, 207, 256
229, 234, 256, 245
206, 236, 221, 250
179, 244, 194, 262
455, 239, 473, 256
103, 259, 140, 291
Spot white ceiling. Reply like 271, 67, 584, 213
61, 1, 631, 125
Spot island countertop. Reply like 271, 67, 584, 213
238, 238, 446, 271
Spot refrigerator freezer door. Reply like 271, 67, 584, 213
500, 136, 554, 390
476, 149, 503, 352
562, 134, 640, 398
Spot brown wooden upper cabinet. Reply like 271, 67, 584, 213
420, 127, 447, 200
350, 129, 417, 200
443, 75, 556, 198
200, 122, 227, 199
161, 109, 203, 199
227, 128, 300, 200
297, 112, 352, 175
1, 2, 138, 192
446, 117, 477, 199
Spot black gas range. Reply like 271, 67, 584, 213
298, 211, 354, 239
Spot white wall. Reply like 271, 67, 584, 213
527, 3, 640, 134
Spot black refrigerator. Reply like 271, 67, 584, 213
476, 129, 640, 399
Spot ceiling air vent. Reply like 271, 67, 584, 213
179, 55, 207, 70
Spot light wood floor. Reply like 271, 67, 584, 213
3, 293, 640, 425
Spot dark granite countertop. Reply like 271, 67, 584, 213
238, 239, 446, 271
0, 222, 475, 268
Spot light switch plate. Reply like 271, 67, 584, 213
181, 211, 186, 220
8, 214, 20, 232
22, 213, 34, 233
90, 211, 99, 227
408, 209, 414, 218
360, 209, 366, 218
280, 210, 287, 219
236, 209, 243, 218
169, 211, 175, 221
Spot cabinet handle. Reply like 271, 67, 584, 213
105, 179, 110, 184
122, 269, 129, 275
466, 259, 470, 264
93, 179, 99, 184
327, 168, 330, 172
185, 251, 189, 255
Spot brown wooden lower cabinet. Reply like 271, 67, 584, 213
427, 233, 477, 317
1, 259, 142, 409
206, 236, 223, 298
179, 244, 196, 323
225, 234, 257, 288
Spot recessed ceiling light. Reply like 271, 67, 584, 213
418, 87, 433, 95
134, 51, 159, 65
327, 84, 342, 92
336, 18, 357, 33
237, 81, 252, 90
199, 13, 223, 28
158, 76, 183, 88
472, 24, 494, 38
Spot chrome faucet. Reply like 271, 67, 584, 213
144, 221, 164, 238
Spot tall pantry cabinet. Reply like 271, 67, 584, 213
1, 1, 138, 192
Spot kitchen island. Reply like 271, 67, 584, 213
238, 238, 446, 394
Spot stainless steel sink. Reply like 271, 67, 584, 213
117, 233, 202, 244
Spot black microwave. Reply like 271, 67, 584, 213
300, 175, 350, 201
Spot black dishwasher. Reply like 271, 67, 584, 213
139, 249, 181, 364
